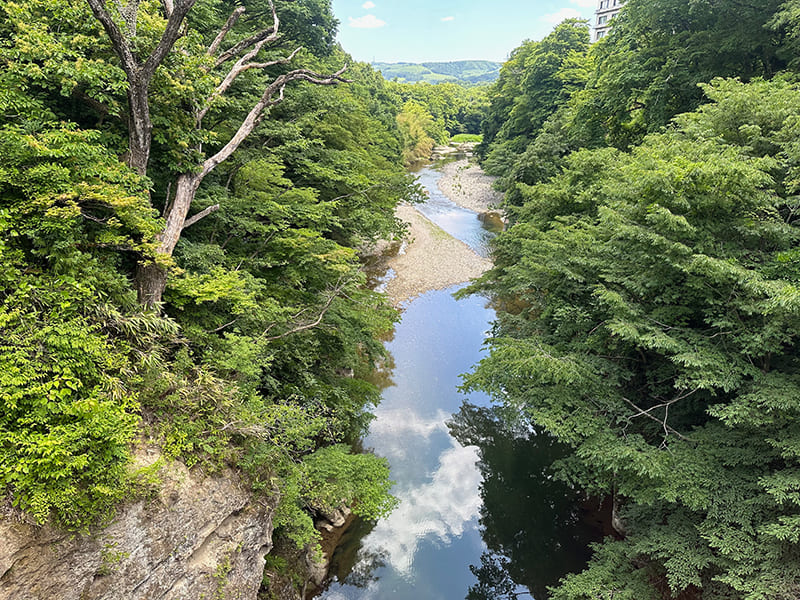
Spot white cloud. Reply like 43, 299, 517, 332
362, 0, 375, 8
348, 14, 386, 28
441, 16, 455, 22
570, 0, 597, 7
542, 7, 582, 23
351, 440, 483, 574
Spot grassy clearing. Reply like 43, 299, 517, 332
450, 133, 482, 143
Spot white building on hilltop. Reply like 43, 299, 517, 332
592, 0, 626, 42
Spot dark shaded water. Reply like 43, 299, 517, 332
319, 165, 602, 600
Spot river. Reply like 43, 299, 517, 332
319, 165, 602, 600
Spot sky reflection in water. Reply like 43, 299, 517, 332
321, 286, 495, 600
413, 166, 496, 257
322, 164, 497, 599
320, 163, 604, 600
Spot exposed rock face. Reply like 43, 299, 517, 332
0, 449, 276, 600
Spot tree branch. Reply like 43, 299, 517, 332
214, 27, 278, 67
142, 0, 197, 81
85, 0, 138, 75
207, 318, 237, 334
182, 203, 220, 229
262, 277, 352, 341
207, 6, 246, 56
198, 65, 349, 179
213, 0, 281, 67
198, 46, 302, 122
620, 395, 695, 443
263, 294, 337, 341
113, 0, 140, 37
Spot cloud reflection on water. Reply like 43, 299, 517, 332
357, 406, 483, 577
367, 408, 450, 458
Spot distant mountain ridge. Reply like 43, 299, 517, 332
372, 60, 502, 84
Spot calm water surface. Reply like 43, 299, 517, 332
321, 287, 495, 600
319, 165, 601, 600
413, 165, 497, 257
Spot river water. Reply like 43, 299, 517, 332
411, 167, 496, 257
319, 165, 602, 600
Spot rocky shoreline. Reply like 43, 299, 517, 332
382, 204, 492, 306
381, 159, 500, 306
436, 158, 503, 214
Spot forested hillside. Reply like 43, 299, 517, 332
0, 0, 413, 555
389, 82, 488, 163
373, 60, 501, 84
469, 1, 800, 598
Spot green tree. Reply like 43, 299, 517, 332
575, 0, 789, 148
396, 99, 442, 165
75, 0, 350, 306
0, 0, 409, 542
480, 19, 591, 175
465, 77, 800, 598
0, 123, 171, 527
389, 81, 489, 136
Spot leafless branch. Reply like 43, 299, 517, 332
198, 45, 302, 122
263, 293, 338, 341
620, 395, 695, 444
207, 318, 237, 334
329, 183, 386, 203
80, 211, 109, 224
214, 27, 278, 67
213, 0, 281, 67
162, 181, 172, 217
207, 6, 246, 56
262, 277, 353, 341
182, 203, 220, 229
199, 65, 349, 179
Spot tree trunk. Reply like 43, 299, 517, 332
134, 173, 202, 309
136, 261, 169, 307
159, 173, 202, 256
127, 79, 152, 176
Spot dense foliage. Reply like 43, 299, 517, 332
0, 124, 165, 527
0, 0, 412, 552
389, 81, 488, 165
469, 1, 800, 598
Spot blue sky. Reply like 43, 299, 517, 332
330, 0, 598, 63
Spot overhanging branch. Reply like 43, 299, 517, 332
261, 277, 352, 341
198, 65, 350, 178
213, 0, 281, 67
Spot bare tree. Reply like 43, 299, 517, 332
85, 0, 348, 308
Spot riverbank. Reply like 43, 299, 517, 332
383, 204, 491, 306
437, 158, 503, 213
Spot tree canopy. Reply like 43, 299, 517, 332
0, 0, 415, 555
468, 0, 800, 597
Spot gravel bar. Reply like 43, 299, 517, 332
436, 158, 503, 214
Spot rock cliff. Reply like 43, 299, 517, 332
0, 448, 276, 600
